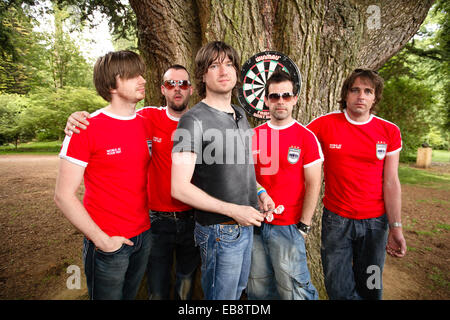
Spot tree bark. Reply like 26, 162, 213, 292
129, 0, 433, 299
130, 0, 202, 106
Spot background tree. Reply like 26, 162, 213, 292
0, 5, 50, 94
46, 3, 94, 89
378, 2, 449, 159
24, 86, 106, 140
377, 77, 434, 160
0, 94, 34, 147
0, 0, 39, 60
0, 1, 103, 145
434, 0, 450, 134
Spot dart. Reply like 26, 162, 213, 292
264, 204, 285, 222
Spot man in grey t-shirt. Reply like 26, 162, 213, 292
171, 41, 272, 300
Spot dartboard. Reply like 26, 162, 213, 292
238, 51, 301, 120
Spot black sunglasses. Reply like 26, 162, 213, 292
267, 92, 295, 103
163, 80, 191, 90
354, 68, 378, 74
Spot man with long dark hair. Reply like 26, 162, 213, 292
171, 41, 270, 300
307, 69, 407, 300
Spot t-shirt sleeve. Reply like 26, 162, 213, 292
306, 117, 322, 143
172, 113, 203, 155
59, 130, 90, 167
303, 129, 324, 168
136, 107, 151, 119
386, 124, 402, 155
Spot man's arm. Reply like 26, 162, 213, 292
300, 162, 322, 227
171, 152, 265, 226
383, 152, 406, 257
54, 159, 133, 251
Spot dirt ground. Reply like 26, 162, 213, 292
0, 154, 448, 300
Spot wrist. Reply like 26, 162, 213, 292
297, 221, 311, 234
389, 222, 402, 228
257, 186, 266, 197
92, 233, 110, 250
299, 218, 311, 226
225, 202, 238, 219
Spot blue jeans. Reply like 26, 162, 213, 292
146, 211, 200, 300
247, 224, 318, 300
83, 228, 151, 300
321, 208, 388, 300
194, 222, 253, 300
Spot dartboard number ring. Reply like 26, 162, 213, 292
238, 51, 301, 120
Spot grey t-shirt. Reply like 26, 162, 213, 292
172, 101, 258, 225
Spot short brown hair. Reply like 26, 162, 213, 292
194, 41, 241, 99
339, 69, 384, 113
265, 70, 299, 96
163, 64, 190, 81
93, 50, 146, 102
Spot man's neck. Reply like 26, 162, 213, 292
202, 91, 234, 113
270, 117, 294, 127
105, 99, 137, 117
345, 109, 371, 123
167, 106, 188, 119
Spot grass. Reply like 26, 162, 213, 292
432, 150, 450, 163
428, 267, 450, 290
0, 140, 61, 154
415, 230, 433, 237
435, 223, 450, 231
416, 198, 450, 206
398, 164, 450, 188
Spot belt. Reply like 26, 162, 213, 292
152, 210, 193, 219
220, 220, 238, 225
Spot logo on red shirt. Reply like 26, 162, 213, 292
329, 144, 342, 149
287, 146, 301, 164
106, 148, 121, 155
376, 142, 387, 160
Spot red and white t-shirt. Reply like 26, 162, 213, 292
137, 106, 191, 212
307, 110, 402, 220
59, 108, 152, 239
253, 120, 323, 225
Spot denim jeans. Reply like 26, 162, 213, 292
83, 228, 151, 300
247, 223, 318, 300
194, 222, 253, 300
321, 208, 388, 300
146, 211, 200, 300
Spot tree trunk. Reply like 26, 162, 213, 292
129, 0, 433, 299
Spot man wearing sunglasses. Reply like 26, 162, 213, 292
248, 70, 323, 300
307, 69, 406, 300
63, 65, 200, 300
